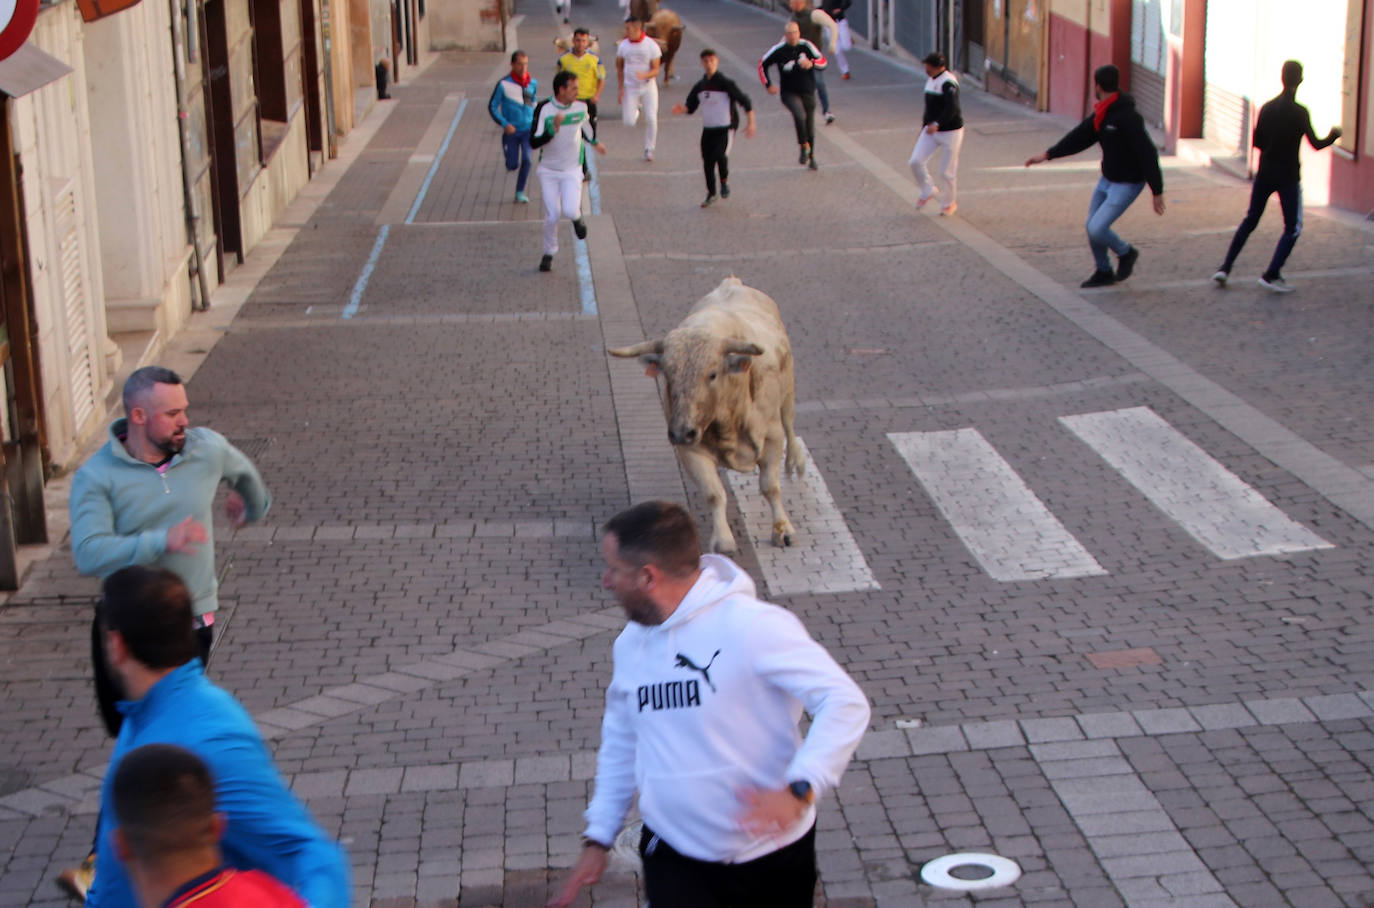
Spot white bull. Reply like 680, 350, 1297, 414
609, 277, 805, 553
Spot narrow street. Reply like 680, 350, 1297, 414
2, 0, 1373, 904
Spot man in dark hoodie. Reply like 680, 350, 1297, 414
673, 49, 757, 207
1026, 64, 1164, 288
1212, 60, 1341, 293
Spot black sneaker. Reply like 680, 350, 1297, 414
799, 146, 810, 165
539, 255, 553, 272
1115, 246, 1139, 281
1080, 269, 1116, 288
720, 182, 730, 199
572, 219, 587, 240
808, 154, 818, 171
701, 194, 716, 208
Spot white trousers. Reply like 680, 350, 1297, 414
539, 167, 583, 255
834, 20, 851, 73
908, 127, 964, 206
622, 80, 659, 153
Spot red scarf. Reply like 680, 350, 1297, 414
510, 71, 531, 88
1093, 92, 1119, 131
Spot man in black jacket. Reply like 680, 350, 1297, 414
673, 49, 757, 207
760, 21, 828, 170
1026, 65, 1164, 288
1212, 60, 1341, 293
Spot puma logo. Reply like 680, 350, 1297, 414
675, 650, 720, 692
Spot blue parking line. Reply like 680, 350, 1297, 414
343, 225, 390, 319
574, 148, 602, 315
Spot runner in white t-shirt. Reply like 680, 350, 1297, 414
615, 17, 663, 161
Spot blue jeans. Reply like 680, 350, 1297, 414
1219, 178, 1301, 279
1085, 176, 1145, 272
502, 130, 532, 192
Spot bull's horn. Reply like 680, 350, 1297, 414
607, 340, 665, 358
723, 340, 763, 357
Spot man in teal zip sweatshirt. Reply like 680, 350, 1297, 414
70, 366, 270, 732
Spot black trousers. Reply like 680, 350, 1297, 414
639, 822, 817, 908
701, 127, 732, 195
1220, 178, 1301, 279
92, 613, 213, 737
779, 91, 816, 148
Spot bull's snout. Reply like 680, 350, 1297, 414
668, 426, 698, 446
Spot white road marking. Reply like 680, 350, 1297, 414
725, 437, 880, 595
889, 429, 1106, 581
1060, 407, 1333, 559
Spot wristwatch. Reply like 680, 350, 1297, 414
788, 780, 815, 805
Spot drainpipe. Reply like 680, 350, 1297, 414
320, 0, 338, 157
169, 0, 213, 310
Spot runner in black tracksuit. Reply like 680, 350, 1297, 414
1213, 60, 1341, 293
673, 49, 757, 206
760, 22, 827, 170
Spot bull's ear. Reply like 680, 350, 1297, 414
642, 354, 663, 378
725, 353, 753, 374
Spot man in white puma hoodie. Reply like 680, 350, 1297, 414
549, 500, 870, 907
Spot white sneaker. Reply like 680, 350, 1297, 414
1258, 274, 1294, 293
1211, 270, 1228, 287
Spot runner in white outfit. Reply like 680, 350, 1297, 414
616, 18, 663, 160
908, 52, 964, 215
530, 72, 608, 271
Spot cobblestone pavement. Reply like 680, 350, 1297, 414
2, 0, 1373, 904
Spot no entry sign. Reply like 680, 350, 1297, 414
0, 0, 40, 63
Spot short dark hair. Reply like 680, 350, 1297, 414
553, 70, 579, 93
98, 566, 197, 670
922, 52, 946, 69
603, 501, 701, 578
1093, 64, 1120, 93
122, 366, 183, 414
112, 744, 217, 862
511, 49, 526, 63
700, 48, 717, 59
573, 27, 590, 37
624, 15, 642, 24
1281, 60, 1303, 89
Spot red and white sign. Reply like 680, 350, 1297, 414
0, 0, 41, 62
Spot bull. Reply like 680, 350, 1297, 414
644, 9, 684, 83
609, 277, 805, 554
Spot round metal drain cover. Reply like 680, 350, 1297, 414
920, 852, 1022, 891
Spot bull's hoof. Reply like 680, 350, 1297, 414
771, 523, 796, 548
710, 535, 738, 555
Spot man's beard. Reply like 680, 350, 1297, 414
154, 432, 186, 457
620, 590, 662, 627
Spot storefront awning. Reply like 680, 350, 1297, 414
0, 43, 72, 98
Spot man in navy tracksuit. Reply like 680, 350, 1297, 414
673, 49, 757, 207
1212, 60, 1341, 293
488, 50, 538, 204
1026, 64, 1164, 288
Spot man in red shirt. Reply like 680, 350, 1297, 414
111, 744, 306, 908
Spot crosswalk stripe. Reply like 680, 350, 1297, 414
725, 437, 880, 595
889, 429, 1107, 582
1060, 407, 1333, 559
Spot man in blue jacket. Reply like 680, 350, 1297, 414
489, 50, 539, 204
86, 566, 350, 908
1026, 64, 1165, 288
